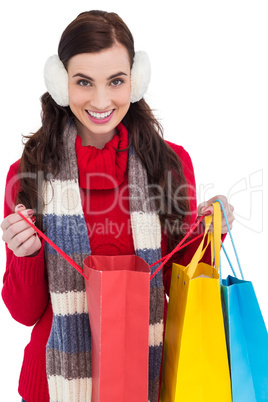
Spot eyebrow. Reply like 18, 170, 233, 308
72, 72, 128, 81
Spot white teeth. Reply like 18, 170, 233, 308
87, 110, 113, 119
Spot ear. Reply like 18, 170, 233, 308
44, 55, 69, 107
130, 51, 151, 103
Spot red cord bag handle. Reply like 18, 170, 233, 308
18, 211, 205, 280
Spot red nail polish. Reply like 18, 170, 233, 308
27, 209, 34, 217
205, 210, 212, 216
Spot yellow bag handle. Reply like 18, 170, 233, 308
186, 215, 212, 277
187, 202, 222, 277
209, 201, 222, 272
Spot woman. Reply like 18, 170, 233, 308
1, 10, 234, 402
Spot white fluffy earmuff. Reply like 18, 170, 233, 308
43, 51, 151, 106
44, 55, 69, 107
130, 51, 151, 103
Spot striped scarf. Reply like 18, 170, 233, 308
43, 123, 164, 402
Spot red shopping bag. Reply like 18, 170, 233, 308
83, 255, 150, 402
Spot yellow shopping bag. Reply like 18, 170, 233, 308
160, 202, 232, 401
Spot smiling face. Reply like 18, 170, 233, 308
67, 43, 131, 148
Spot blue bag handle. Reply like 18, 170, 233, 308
215, 199, 245, 281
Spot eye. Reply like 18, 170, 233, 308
77, 79, 91, 87
110, 78, 124, 87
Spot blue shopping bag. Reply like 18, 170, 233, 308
217, 199, 268, 401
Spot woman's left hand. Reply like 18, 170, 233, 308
197, 195, 234, 234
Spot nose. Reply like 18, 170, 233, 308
90, 87, 111, 111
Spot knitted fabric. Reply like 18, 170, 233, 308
43, 122, 164, 402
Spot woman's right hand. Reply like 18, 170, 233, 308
1, 204, 41, 257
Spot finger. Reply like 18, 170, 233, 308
209, 195, 228, 205
201, 195, 232, 217
197, 200, 207, 214
203, 207, 213, 216
8, 226, 37, 252
2, 218, 36, 243
14, 204, 26, 213
197, 201, 210, 216
1, 209, 35, 232
221, 211, 235, 231
13, 233, 41, 257
226, 204, 235, 217
197, 204, 214, 216
220, 204, 235, 233
198, 196, 225, 216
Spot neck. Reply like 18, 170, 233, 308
75, 119, 117, 148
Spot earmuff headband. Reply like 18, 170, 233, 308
44, 51, 151, 106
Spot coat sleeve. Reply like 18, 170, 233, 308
162, 142, 209, 296
1, 161, 49, 326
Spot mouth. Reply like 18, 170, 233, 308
86, 109, 114, 121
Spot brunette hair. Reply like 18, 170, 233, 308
17, 10, 190, 249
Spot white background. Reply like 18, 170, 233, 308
0, 1, 267, 400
